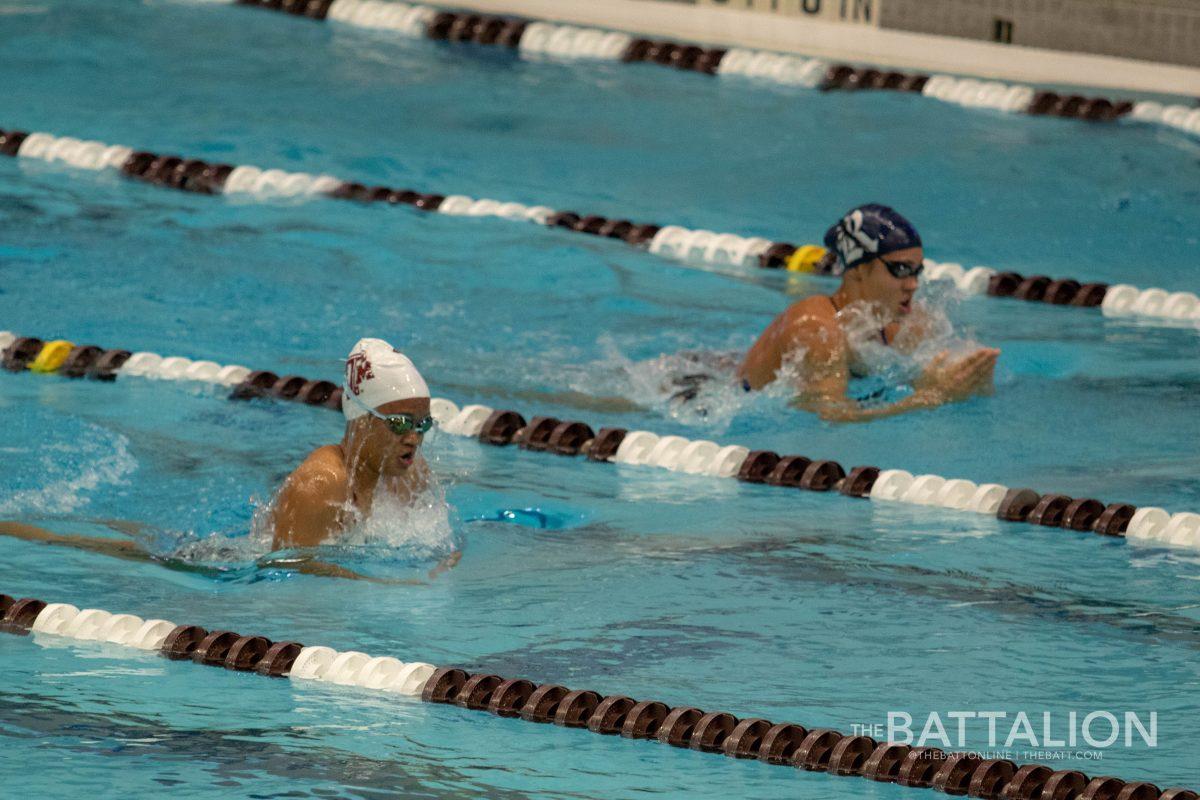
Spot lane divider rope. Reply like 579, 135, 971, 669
5, 331, 1199, 551
214, 0, 1200, 140
3, 127, 1198, 327
1, 592, 1194, 800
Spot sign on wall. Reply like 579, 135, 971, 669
697, 0, 880, 25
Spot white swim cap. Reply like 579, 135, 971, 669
342, 338, 429, 421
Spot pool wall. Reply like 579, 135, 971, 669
444, 0, 1200, 94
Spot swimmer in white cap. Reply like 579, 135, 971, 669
1, 338, 449, 580
271, 338, 435, 549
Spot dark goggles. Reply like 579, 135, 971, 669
879, 257, 925, 279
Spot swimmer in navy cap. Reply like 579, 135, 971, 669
271, 338, 434, 548
739, 204, 999, 421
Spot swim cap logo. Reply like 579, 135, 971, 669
835, 210, 880, 267
345, 352, 375, 396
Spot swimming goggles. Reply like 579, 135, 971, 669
342, 390, 435, 435
878, 257, 925, 279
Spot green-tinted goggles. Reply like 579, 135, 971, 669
344, 390, 435, 435
376, 412, 434, 436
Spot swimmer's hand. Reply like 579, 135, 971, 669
912, 348, 1000, 405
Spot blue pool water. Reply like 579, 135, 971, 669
2, 1, 1200, 797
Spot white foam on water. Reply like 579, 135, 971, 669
334, 480, 456, 560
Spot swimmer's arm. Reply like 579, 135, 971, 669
788, 320, 939, 423
0, 521, 150, 562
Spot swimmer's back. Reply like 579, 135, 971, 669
272, 445, 352, 550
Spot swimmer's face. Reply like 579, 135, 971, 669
859, 246, 923, 318
348, 396, 430, 474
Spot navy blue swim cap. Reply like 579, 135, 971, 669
823, 204, 922, 275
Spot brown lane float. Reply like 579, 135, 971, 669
765, 455, 811, 487
2, 337, 44, 371
231, 370, 280, 400
487, 678, 537, 717
1094, 503, 1137, 536
192, 630, 242, 666
1014, 275, 1052, 302
738, 450, 781, 483
839, 466, 881, 498
1, 597, 47, 632
759, 242, 798, 268
586, 695, 637, 734
586, 427, 627, 461
863, 742, 913, 782
759, 723, 808, 765
827, 734, 878, 776
90, 348, 132, 381
620, 700, 670, 739
547, 421, 595, 456
931, 752, 982, 795
968, 758, 1018, 798
0, 128, 29, 156
722, 717, 772, 759
988, 269, 1112, 308
270, 374, 308, 401
297, 379, 338, 406
1027, 493, 1074, 527
690, 712, 738, 753
60, 345, 104, 378
256, 640, 304, 677
794, 728, 844, 771
799, 459, 846, 491
456, 673, 504, 710
422, 667, 470, 703
657, 706, 705, 746
553, 690, 602, 727
479, 410, 527, 445
225, 635, 273, 671
1062, 498, 1107, 531
161, 624, 209, 660
516, 416, 561, 451
997, 488, 1042, 522
520, 684, 570, 723
897, 747, 949, 788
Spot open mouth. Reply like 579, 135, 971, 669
899, 297, 913, 313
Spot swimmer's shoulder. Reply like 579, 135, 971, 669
285, 445, 350, 505
781, 295, 839, 326
779, 295, 843, 341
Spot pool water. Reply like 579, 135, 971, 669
2, 1, 1199, 797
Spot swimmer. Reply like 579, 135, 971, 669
738, 204, 999, 422
271, 337, 435, 549
0, 338, 457, 581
